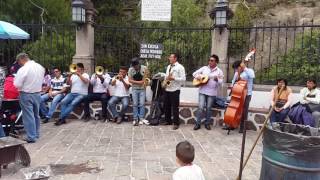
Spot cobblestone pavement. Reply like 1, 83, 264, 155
2, 119, 263, 180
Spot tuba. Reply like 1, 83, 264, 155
95, 66, 104, 75
69, 64, 77, 73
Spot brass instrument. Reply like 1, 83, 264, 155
162, 72, 172, 88
111, 74, 121, 84
143, 69, 151, 88
69, 64, 77, 73
95, 66, 104, 75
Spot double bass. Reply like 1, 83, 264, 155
223, 48, 256, 133
224, 79, 247, 130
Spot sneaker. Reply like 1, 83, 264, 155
140, 119, 150, 125
133, 120, 139, 126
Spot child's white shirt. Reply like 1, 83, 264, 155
173, 164, 205, 180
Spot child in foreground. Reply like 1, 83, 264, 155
173, 140, 205, 180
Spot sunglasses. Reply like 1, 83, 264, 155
54, 71, 60, 73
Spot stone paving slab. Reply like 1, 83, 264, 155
2, 119, 263, 180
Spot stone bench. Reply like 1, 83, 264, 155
48, 100, 269, 131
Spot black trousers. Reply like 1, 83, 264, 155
164, 90, 180, 125
84, 93, 109, 118
239, 95, 252, 130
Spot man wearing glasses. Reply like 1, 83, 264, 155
192, 54, 224, 131
40, 67, 67, 123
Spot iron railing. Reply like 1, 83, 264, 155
1, 23, 319, 85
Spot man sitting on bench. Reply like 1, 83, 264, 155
108, 66, 130, 124
40, 67, 67, 123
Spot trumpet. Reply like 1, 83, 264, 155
95, 66, 104, 75
69, 64, 77, 73
111, 74, 121, 84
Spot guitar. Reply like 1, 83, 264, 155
192, 75, 209, 87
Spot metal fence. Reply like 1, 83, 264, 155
0, 24, 75, 72
1, 23, 320, 85
94, 25, 212, 80
228, 22, 320, 85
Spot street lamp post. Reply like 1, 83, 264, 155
72, 0, 86, 24
71, 0, 97, 74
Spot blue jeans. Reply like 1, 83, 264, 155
270, 108, 290, 123
132, 89, 146, 120
40, 93, 65, 119
19, 92, 41, 142
59, 93, 86, 121
196, 93, 215, 125
0, 123, 5, 138
108, 96, 129, 118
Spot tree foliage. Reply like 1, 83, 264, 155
257, 30, 320, 85
0, 0, 71, 23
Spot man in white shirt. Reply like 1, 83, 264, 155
40, 67, 67, 123
163, 53, 186, 130
192, 54, 223, 131
14, 53, 45, 143
83, 66, 111, 121
107, 66, 130, 124
55, 63, 89, 126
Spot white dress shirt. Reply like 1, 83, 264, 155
192, 66, 224, 96
90, 73, 111, 93
112, 76, 130, 97
70, 73, 90, 95
14, 60, 45, 93
165, 62, 186, 92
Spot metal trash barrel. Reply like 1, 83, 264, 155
260, 123, 320, 180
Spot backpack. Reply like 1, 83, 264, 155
4, 75, 19, 99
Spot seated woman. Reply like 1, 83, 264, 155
300, 78, 320, 128
270, 78, 292, 123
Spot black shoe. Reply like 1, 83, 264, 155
22, 137, 36, 143
54, 119, 66, 126
116, 117, 122, 124
239, 129, 244, 133
162, 121, 172, 125
204, 124, 211, 130
193, 124, 201, 130
42, 118, 49, 124
173, 125, 179, 130
83, 115, 91, 122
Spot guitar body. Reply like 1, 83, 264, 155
192, 75, 209, 87
224, 80, 248, 128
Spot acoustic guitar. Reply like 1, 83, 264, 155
192, 75, 209, 87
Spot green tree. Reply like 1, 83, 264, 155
0, 0, 70, 23
257, 30, 320, 85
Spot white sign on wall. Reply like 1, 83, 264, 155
141, 0, 172, 22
